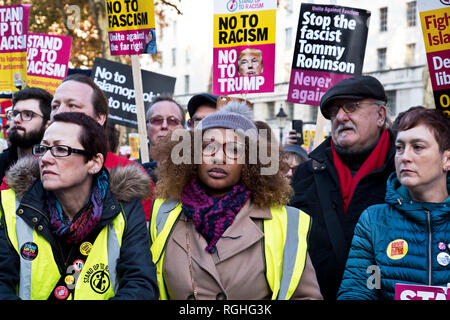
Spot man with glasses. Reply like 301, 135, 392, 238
0, 87, 52, 186
142, 94, 185, 182
290, 75, 396, 300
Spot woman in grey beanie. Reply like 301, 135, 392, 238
148, 103, 322, 300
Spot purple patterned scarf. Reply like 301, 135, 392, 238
46, 171, 108, 244
181, 178, 251, 253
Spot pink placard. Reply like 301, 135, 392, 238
213, 43, 275, 95
26, 33, 72, 80
395, 283, 450, 300
108, 29, 156, 55
0, 4, 30, 54
287, 69, 352, 106
426, 49, 450, 91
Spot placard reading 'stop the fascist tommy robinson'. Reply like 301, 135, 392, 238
287, 4, 370, 106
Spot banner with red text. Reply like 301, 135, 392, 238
213, 0, 276, 95
0, 4, 30, 93
418, 0, 450, 117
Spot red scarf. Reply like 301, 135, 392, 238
331, 130, 390, 213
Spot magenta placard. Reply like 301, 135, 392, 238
213, 43, 275, 95
26, 33, 72, 80
395, 283, 450, 300
108, 29, 156, 55
287, 69, 352, 106
426, 49, 450, 91
0, 4, 30, 53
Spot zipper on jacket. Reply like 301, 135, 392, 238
426, 210, 432, 286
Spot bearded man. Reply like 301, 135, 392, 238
0, 87, 52, 185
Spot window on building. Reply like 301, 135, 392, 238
285, 27, 292, 49
286, 0, 293, 13
158, 51, 163, 68
267, 101, 275, 120
171, 48, 176, 67
173, 21, 177, 38
184, 75, 190, 94
406, 1, 416, 27
310, 105, 317, 123
385, 90, 397, 115
405, 43, 416, 66
288, 103, 294, 120
186, 47, 191, 64
377, 48, 387, 70
380, 7, 388, 32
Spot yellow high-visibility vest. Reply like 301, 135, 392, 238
150, 198, 311, 300
1, 188, 125, 300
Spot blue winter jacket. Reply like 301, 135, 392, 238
337, 173, 450, 300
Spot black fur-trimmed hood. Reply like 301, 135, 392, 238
6, 156, 152, 202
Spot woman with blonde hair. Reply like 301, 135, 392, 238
149, 104, 322, 300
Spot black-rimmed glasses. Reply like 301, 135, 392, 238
32, 144, 91, 158
7, 109, 44, 121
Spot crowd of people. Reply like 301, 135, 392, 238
0, 73, 448, 300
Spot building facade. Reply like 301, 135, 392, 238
141, 0, 429, 140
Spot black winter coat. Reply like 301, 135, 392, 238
0, 157, 158, 300
0, 147, 17, 184
289, 133, 395, 300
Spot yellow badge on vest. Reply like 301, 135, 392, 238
80, 241, 92, 256
387, 239, 408, 260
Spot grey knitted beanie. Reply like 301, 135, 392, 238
197, 102, 257, 136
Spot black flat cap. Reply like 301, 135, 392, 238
320, 75, 387, 119
187, 93, 218, 117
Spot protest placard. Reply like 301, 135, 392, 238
104, 0, 158, 162
105, 0, 156, 55
287, 4, 370, 106
418, 0, 450, 117
91, 57, 176, 129
212, 0, 276, 95
0, 4, 30, 93
26, 33, 72, 94
395, 283, 449, 300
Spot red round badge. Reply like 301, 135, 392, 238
54, 286, 69, 300
73, 259, 84, 272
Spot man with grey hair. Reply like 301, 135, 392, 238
143, 94, 185, 181
289, 75, 396, 300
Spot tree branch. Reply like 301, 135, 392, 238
158, 0, 183, 15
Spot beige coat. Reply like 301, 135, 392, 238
161, 201, 323, 300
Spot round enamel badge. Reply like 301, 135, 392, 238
20, 242, 38, 261
387, 239, 408, 260
80, 242, 92, 256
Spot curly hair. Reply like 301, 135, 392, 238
151, 128, 293, 208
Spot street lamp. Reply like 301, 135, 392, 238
276, 105, 288, 143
